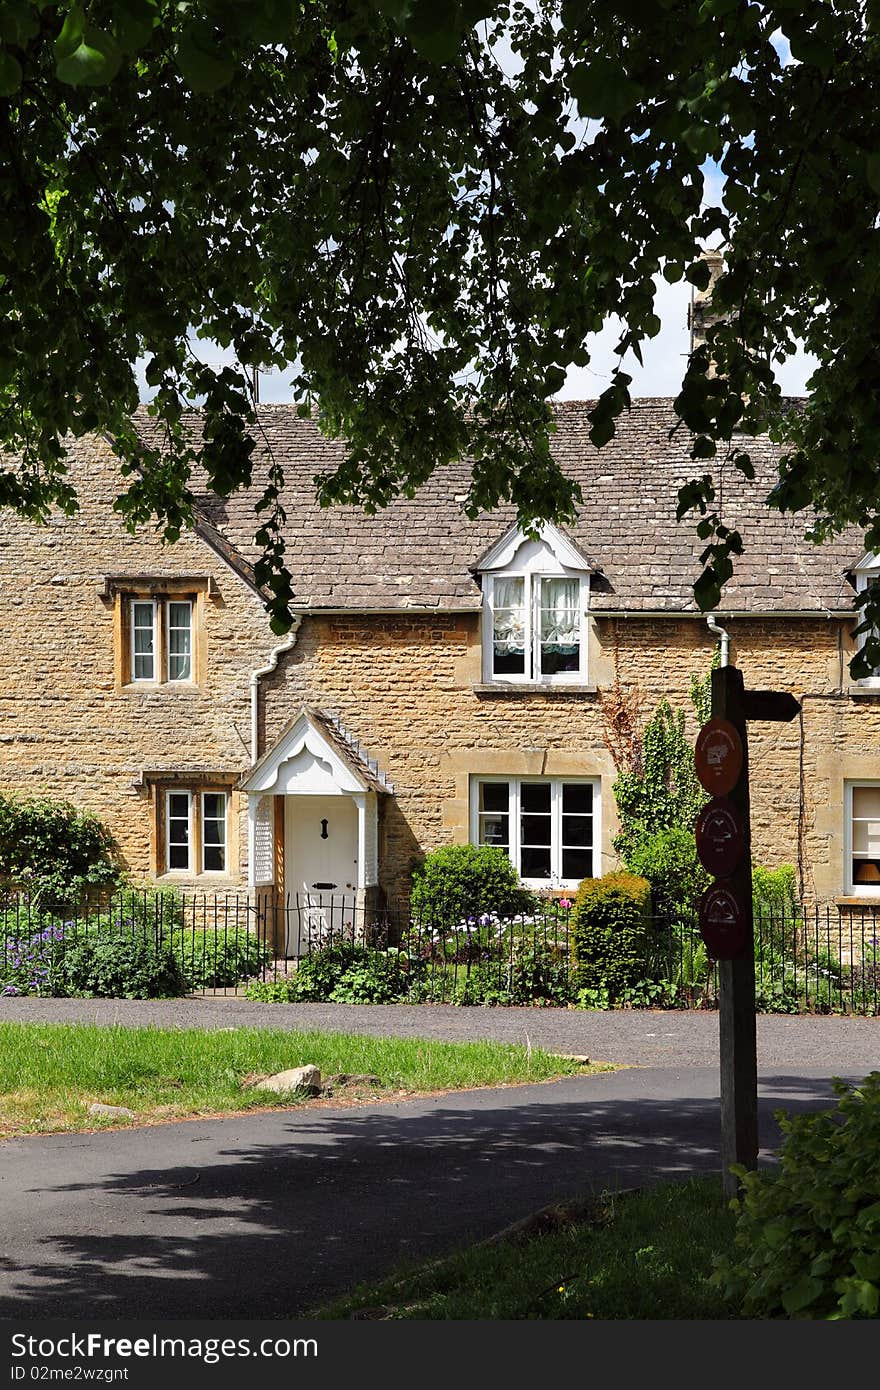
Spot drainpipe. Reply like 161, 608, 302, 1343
249, 617, 302, 765
706, 613, 730, 667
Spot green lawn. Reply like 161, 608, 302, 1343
0, 1021, 609, 1136
314, 1177, 740, 1319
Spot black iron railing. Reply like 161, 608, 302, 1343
1, 889, 878, 1014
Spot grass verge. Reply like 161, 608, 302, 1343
314, 1177, 740, 1320
0, 1021, 610, 1137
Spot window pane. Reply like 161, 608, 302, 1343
562, 847, 593, 880
563, 783, 592, 814
479, 814, 509, 848
853, 786, 880, 820
520, 845, 551, 878
521, 814, 552, 845
167, 791, 191, 872
203, 845, 225, 872
562, 815, 593, 847
521, 782, 551, 813
852, 858, 880, 885
853, 820, 880, 856
168, 601, 192, 681
493, 578, 526, 676
480, 782, 509, 813
132, 602, 155, 680
539, 578, 579, 674
203, 792, 224, 822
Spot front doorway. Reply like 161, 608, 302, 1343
284, 794, 359, 954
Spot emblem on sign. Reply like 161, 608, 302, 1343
695, 797, 745, 878
695, 719, 744, 796
699, 883, 748, 960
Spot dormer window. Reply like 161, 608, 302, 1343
852, 553, 880, 687
475, 524, 592, 685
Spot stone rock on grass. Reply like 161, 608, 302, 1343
250, 1065, 322, 1096
88, 1102, 135, 1120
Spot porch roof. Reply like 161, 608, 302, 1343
240, 705, 392, 796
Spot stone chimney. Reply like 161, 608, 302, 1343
687, 248, 725, 357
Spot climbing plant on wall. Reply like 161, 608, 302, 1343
604, 658, 716, 917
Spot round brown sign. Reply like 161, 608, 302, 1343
699, 883, 748, 959
695, 797, 746, 878
694, 719, 744, 795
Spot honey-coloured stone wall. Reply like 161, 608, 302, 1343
0, 436, 278, 884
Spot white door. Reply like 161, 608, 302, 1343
284, 795, 358, 955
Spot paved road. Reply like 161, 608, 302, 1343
3, 995, 879, 1070
1, 999, 877, 1318
0, 1065, 869, 1319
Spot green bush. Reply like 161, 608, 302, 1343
752, 864, 800, 923
714, 1073, 880, 1318
249, 945, 420, 1005
624, 826, 710, 920
571, 871, 652, 1002
0, 793, 122, 905
58, 930, 185, 999
244, 979, 298, 1002
409, 844, 535, 931
170, 928, 269, 990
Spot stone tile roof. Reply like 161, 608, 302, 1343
134, 400, 863, 615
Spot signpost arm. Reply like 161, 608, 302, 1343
712, 665, 759, 1198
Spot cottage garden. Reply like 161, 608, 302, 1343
1, 676, 876, 1015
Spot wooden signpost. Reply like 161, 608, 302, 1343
695, 665, 801, 1197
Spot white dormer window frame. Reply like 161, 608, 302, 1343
852, 554, 880, 687
476, 524, 591, 686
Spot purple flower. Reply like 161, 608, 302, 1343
2, 985, 20, 996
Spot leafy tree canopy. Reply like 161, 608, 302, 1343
2, 2, 879, 658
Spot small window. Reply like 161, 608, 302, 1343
131, 600, 157, 682
166, 791, 192, 872
167, 601, 193, 682
160, 787, 231, 878
846, 782, 880, 895
486, 573, 587, 683
472, 777, 599, 886
124, 594, 197, 686
201, 792, 227, 873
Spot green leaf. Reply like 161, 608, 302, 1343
781, 1276, 822, 1315
176, 22, 236, 93
113, 0, 159, 54
55, 27, 122, 86
0, 48, 22, 96
568, 59, 644, 123
693, 568, 722, 611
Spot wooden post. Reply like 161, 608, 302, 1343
711, 665, 759, 1197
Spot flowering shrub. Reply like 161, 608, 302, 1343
2, 920, 67, 996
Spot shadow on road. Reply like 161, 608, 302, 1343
0, 1073, 858, 1319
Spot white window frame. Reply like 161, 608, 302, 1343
483, 572, 589, 685
469, 775, 600, 888
130, 599, 158, 684
854, 566, 880, 687
201, 790, 228, 875
165, 790, 193, 873
844, 781, 880, 898
166, 598, 193, 684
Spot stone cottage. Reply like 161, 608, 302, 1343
1, 388, 878, 945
